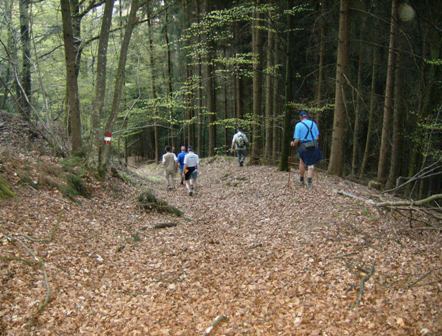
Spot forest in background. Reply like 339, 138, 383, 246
0, 0, 441, 198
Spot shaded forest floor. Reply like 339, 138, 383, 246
1, 129, 441, 334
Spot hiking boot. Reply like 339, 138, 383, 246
239, 161, 244, 167
306, 181, 313, 190
188, 190, 193, 196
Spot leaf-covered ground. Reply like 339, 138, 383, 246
1, 154, 441, 335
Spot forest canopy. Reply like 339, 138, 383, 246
0, 0, 441, 196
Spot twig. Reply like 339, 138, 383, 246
353, 262, 375, 307
406, 267, 442, 289
203, 315, 228, 336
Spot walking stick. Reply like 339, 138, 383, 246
287, 146, 293, 189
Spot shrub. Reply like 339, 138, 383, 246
0, 175, 15, 199
137, 190, 183, 216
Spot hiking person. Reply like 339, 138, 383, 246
161, 145, 178, 190
231, 128, 249, 166
183, 146, 199, 196
177, 145, 187, 185
290, 110, 321, 189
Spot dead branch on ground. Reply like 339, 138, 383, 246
353, 262, 375, 307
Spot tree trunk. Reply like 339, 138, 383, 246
278, 0, 296, 171
377, 0, 398, 184
60, 0, 82, 153
272, 38, 280, 163
386, 49, 402, 189
351, 19, 366, 176
90, 0, 115, 164
147, 16, 159, 163
327, 0, 349, 176
18, 0, 31, 121
264, 28, 274, 163
204, 0, 216, 156
315, 0, 326, 108
98, 0, 140, 175
2, 0, 14, 109
250, 0, 264, 164
359, 47, 378, 178
164, 0, 175, 148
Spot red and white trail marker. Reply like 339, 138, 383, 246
104, 131, 112, 144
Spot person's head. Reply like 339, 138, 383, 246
299, 110, 309, 120
236, 127, 243, 133
188, 146, 193, 152
180, 145, 187, 152
165, 145, 172, 152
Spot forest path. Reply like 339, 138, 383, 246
1, 155, 440, 335
129, 156, 441, 335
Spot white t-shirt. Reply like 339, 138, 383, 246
184, 151, 199, 168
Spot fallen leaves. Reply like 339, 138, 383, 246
0, 155, 441, 335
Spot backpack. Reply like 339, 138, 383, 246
236, 133, 246, 148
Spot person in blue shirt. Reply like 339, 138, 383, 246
290, 110, 321, 189
177, 145, 187, 185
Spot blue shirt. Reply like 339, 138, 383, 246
294, 119, 319, 142
177, 151, 187, 170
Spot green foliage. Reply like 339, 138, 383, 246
62, 174, 91, 199
137, 190, 183, 216
0, 175, 15, 199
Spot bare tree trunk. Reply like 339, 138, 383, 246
351, 19, 366, 176
327, 0, 349, 176
164, 0, 175, 148
359, 47, 378, 178
279, 0, 295, 171
147, 16, 159, 163
272, 39, 280, 163
250, 0, 264, 164
1, 0, 14, 109
386, 49, 402, 189
60, 0, 82, 153
90, 0, 115, 164
18, 0, 31, 121
377, 0, 398, 184
264, 28, 274, 163
98, 0, 140, 175
315, 0, 326, 108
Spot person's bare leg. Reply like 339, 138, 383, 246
307, 165, 314, 189
299, 159, 306, 185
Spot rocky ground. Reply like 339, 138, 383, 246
0, 122, 441, 335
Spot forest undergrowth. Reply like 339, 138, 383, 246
0, 140, 441, 335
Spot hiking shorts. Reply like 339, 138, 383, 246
184, 166, 198, 181
298, 145, 322, 166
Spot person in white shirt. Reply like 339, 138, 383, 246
231, 128, 249, 166
161, 145, 178, 190
183, 146, 199, 196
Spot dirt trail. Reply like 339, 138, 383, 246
1, 156, 441, 335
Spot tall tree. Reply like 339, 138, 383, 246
60, 0, 82, 153
204, 0, 216, 156
279, 0, 296, 172
359, 47, 378, 178
386, 48, 402, 189
147, 16, 159, 163
327, 0, 349, 176
89, 0, 115, 163
250, 0, 264, 164
99, 0, 140, 174
377, 0, 398, 184
18, 0, 31, 120
264, 27, 274, 163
